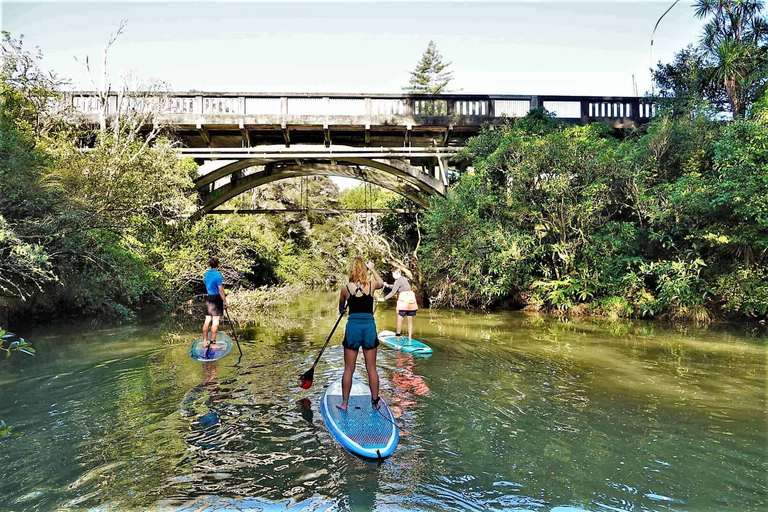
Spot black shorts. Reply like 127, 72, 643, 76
205, 295, 224, 317
398, 310, 417, 317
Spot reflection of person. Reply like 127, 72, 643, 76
389, 352, 430, 425
337, 258, 385, 411
379, 266, 418, 341
392, 353, 430, 397
202, 257, 228, 350
202, 361, 219, 385
298, 398, 313, 422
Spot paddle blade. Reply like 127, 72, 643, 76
298, 368, 314, 389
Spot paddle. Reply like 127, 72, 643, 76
298, 305, 347, 389
224, 308, 243, 358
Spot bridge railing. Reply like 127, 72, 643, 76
65, 92, 655, 124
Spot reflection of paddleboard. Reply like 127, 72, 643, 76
320, 376, 399, 459
377, 330, 433, 355
190, 332, 233, 362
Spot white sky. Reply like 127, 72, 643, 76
2, 1, 704, 96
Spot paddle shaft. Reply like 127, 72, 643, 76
309, 305, 347, 371
224, 308, 243, 357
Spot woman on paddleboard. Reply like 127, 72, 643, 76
380, 266, 418, 342
337, 257, 385, 411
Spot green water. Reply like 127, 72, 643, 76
1, 294, 765, 511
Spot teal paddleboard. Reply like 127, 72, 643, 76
377, 330, 433, 355
190, 332, 233, 362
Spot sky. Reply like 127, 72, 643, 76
1, 1, 705, 97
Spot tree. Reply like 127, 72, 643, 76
694, 0, 768, 117
403, 40, 455, 94
652, 45, 725, 114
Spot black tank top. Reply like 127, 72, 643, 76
346, 283, 374, 314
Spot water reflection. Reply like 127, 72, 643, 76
388, 352, 430, 432
0, 299, 765, 511
298, 398, 313, 423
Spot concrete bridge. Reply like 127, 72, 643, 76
70, 92, 654, 213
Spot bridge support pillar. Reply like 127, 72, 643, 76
281, 123, 291, 147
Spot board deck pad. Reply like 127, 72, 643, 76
190, 332, 233, 362
377, 330, 433, 355
320, 377, 399, 459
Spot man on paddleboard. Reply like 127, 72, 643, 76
380, 266, 418, 341
202, 257, 228, 350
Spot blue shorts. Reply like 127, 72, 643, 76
343, 313, 379, 350
398, 310, 417, 317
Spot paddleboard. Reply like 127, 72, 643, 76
320, 376, 399, 459
189, 332, 233, 362
377, 330, 433, 355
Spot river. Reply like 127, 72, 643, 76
0, 293, 765, 511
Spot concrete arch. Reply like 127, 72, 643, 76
193, 146, 448, 217
199, 162, 433, 216
196, 157, 443, 196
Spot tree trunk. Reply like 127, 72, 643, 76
725, 76, 743, 117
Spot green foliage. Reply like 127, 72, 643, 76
596, 296, 633, 319
0, 327, 35, 357
716, 267, 768, 317
0, 419, 14, 438
652, 45, 725, 114
653, 1, 768, 117
421, 101, 768, 321
640, 258, 713, 322
422, 170, 536, 308
693, 0, 768, 117
0, 215, 56, 300
337, 183, 396, 210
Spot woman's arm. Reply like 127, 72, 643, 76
382, 277, 404, 300
366, 262, 385, 290
339, 285, 349, 314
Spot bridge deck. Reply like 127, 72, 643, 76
67, 92, 655, 148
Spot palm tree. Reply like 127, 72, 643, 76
694, 0, 768, 116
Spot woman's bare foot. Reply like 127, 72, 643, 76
336, 403, 348, 411
371, 397, 381, 410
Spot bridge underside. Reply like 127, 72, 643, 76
192, 146, 452, 215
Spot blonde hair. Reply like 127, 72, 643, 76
348, 257, 368, 287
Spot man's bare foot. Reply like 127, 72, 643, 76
371, 397, 381, 410
336, 403, 348, 411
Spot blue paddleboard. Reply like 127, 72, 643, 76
320, 377, 399, 459
189, 332, 233, 362
377, 330, 433, 355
